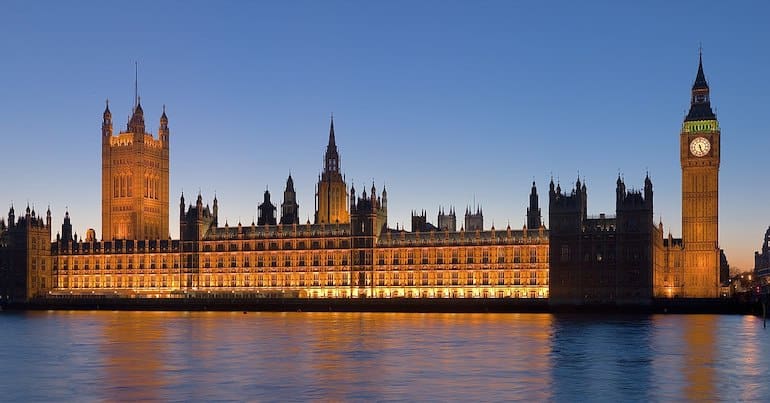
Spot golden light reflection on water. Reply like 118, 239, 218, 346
682, 316, 716, 400
0, 311, 767, 401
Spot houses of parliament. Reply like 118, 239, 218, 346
0, 56, 723, 304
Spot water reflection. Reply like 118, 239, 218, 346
550, 315, 654, 401
0, 312, 767, 401
682, 316, 716, 399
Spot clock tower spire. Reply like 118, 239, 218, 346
680, 51, 720, 297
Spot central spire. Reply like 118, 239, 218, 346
324, 115, 340, 174
328, 113, 336, 148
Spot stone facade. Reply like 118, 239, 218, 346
101, 100, 169, 241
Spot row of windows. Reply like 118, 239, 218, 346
57, 271, 547, 289
201, 239, 351, 252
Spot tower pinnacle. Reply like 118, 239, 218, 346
685, 50, 716, 121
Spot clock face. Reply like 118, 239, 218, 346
690, 137, 711, 157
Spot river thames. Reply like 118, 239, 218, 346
0, 311, 766, 401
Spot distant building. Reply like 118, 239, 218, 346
754, 227, 770, 289
720, 249, 730, 285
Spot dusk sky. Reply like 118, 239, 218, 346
1, 1, 769, 270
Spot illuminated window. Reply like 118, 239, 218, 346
341, 272, 349, 286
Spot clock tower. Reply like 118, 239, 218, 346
680, 52, 720, 297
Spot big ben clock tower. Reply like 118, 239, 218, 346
680, 52, 720, 297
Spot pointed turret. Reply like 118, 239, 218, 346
180, 192, 186, 220
280, 174, 300, 225
644, 173, 653, 208
159, 104, 170, 144
61, 209, 73, 248
102, 100, 113, 137
381, 185, 387, 210
258, 189, 277, 226
212, 193, 219, 226
527, 181, 542, 229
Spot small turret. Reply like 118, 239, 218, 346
213, 194, 219, 226
180, 192, 185, 220
644, 173, 653, 208
102, 100, 113, 137
381, 185, 387, 210
371, 182, 377, 204
527, 181, 542, 229
61, 209, 73, 248
159, 104, 169, 144
8, 204, 14, 228
280, 174, 300, 225
257, 189, 277, 226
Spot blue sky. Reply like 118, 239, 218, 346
1, 1, 769, 270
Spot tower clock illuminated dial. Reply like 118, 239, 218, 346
689, 137, 711, 157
